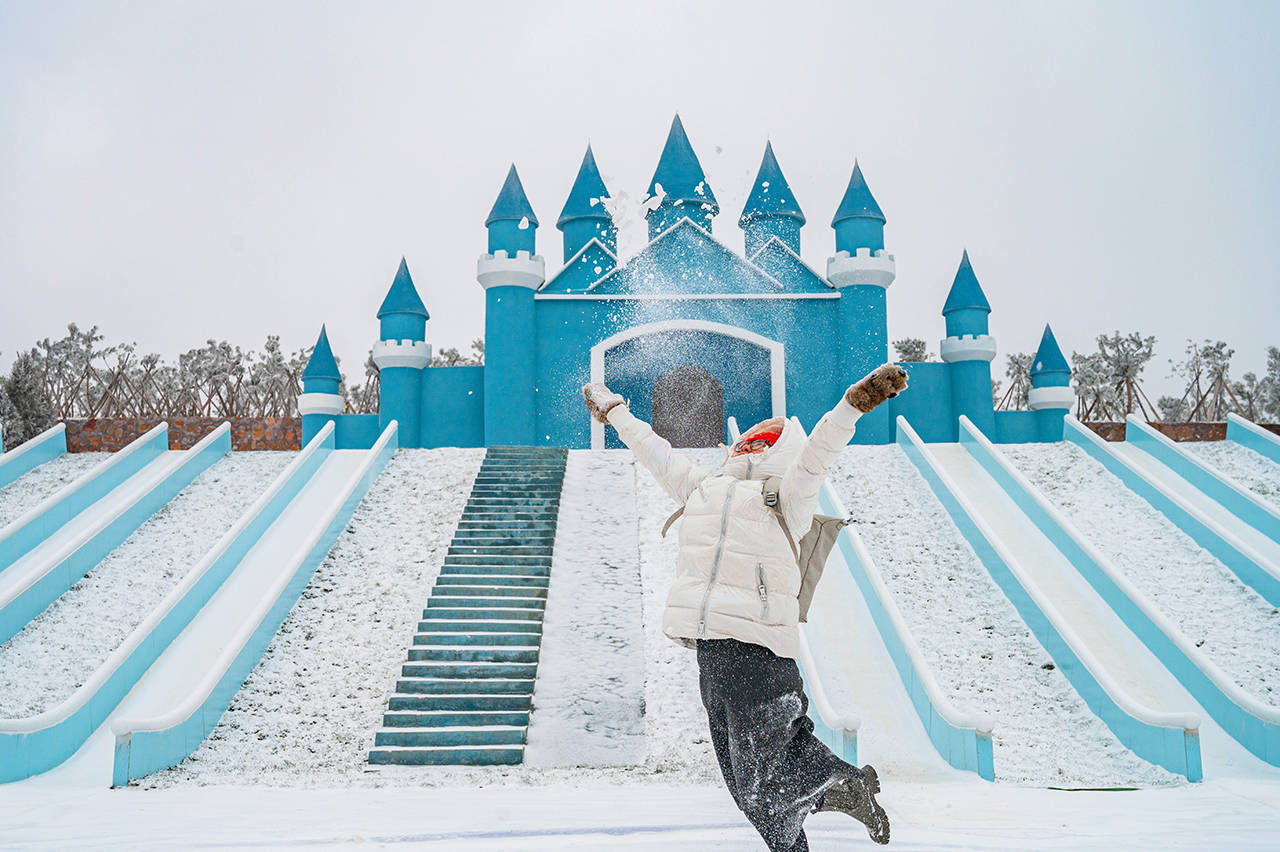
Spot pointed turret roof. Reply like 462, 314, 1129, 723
484, 164, 539, 227
831, 161, 885, 225
301, 325, 340, 382
377, 257, 429, 319
739, 141, 805, 227
647, 114, 718, 212
1031, 324, 1071, 376
557, 145, 612, 228
942, 250, 991, 315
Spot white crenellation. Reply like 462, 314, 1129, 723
477, 250, 546, 289
940, 333, 997, 363
297, 392, 344, 416
826, 247, 896, 289
372, 339, 432, 370
1028, 385, 1075, 410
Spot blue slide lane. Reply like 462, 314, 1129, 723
0, 423, 334, 784
0, 424, 68, 490
898, 416, 1201, 781
1227, 414, 1280, 465
0, 425, 230, 644
111, 422, 397, 786
960, 417, 1280, 769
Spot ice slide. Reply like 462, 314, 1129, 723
726, 418, 990, 782
0, 421, 397, 786
0, 424, 68, 490
897, 416, 1203, 780
1065, 416, 1280, 607
1227, 413, 1280, 466
0, 423, 230, 643
959, 418, 1280, 771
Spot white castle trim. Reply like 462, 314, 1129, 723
826, 248, 897, 289
940, 334, 997, 363
477, 250, 546, 289
588, 319, 786, 450
1029, 385, 1075, 411
535, 292, 838, 301
298, 392, 344, 416
373, 339, 432, 369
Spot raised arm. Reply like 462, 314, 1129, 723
583, 382, 711, 504
778, 363, 907, 534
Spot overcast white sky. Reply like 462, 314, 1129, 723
3, 0, 1277, 401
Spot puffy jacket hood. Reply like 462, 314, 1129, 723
718, 415, 808, 481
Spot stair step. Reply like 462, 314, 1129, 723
434, 574, 549, 587
401, 662, 539, 679
406, 646, 539, 663
396, 676, 535, 694
457, 513, 559, 523
426, 596, 545, 610
447, 544, 554, 557
374, 726, 527, 747
432, 585, 548, 599
416, 618, 542, 633
420, 607, 543, 621
368, 745, 524, 766
446, 554, 552, 565
439, 563, 550, 576
450, 532, 556, 544
387, 694, 532, 712
414, 631, 541, 646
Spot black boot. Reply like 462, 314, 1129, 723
814, 764, 890, 845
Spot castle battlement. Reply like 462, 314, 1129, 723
940, 333, 997, 363
477, 250, 546, 289
373, 338, 432, 370
826, 248, 896, 289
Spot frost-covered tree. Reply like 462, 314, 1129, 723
892, 338, 933, 362
2, 352, 55, 447
431, 337, 485, 367
1071, 331, 1157, 420
1003, 352, 1033, 410
1157, 395, 1190, 422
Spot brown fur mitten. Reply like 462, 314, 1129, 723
844, 363, 909, 412
582, 382, 625, 424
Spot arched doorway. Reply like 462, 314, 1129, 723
652, 365, 723, 448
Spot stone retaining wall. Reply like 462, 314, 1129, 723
63, 418, 301, 452
1082, 421, 1280, 442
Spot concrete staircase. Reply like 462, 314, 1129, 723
368, 446, 568, 766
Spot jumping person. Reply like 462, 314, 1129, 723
582, 363, 907, 850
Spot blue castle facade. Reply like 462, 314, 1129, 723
300, 116, 1073, 450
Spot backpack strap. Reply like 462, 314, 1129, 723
660, 506, 684, 538
761, 475, 799, 563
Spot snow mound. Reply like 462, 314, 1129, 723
0, 452, 108, 530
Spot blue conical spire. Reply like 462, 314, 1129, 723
647, 114, 718, 214
942, 250, 991, 315
557, 145, 611, 228
485, 164, 538, 226
377, 258, 429, 320
832, 161, 885, 225
739, 141, 805, 227
301, 325, 340, 387
1031, 323, 1071, 384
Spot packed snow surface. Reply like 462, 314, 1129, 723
1181, 439, 1280, 512
828, 444, 1181, 787
524, 450, 646, 766
148, 448, 485, 787
0, 452, 108, 529
1001, 441, 1280, 705
0, 452, 292, 718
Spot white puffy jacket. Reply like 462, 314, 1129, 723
606, 397, 862, 660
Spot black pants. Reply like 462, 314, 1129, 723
696, 637, 858, 852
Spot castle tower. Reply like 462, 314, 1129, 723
477, 163, 544, 446
1029, 323, 1073, 441
556, 145, 615, 262
646, 115, 718, 238
373, 258, 431, 448
739, 141, 805, 257
299, 325, 343, 444
940, 250, 997, 438
826, 160, 895, 442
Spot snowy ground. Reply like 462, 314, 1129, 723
524, 450, 646, 767
3, 780, 1278, 851
828, 445, 1181, 788
146, 448, 485, 787
1001, 442, 1280, 706
0, 452, 108, 529
0, 452, 291, 718
1182, 439, 1280, 512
